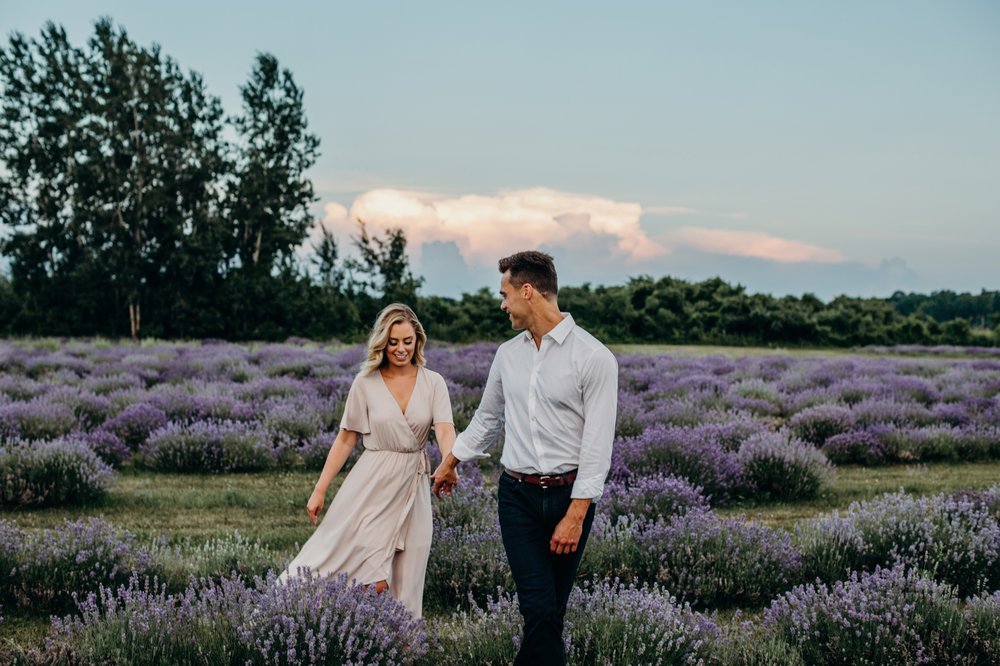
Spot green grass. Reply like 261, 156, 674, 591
5, 461, 999, 543
719, 461, 1000, 529
0, 468, 335, 552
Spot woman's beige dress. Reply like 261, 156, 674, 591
279, 366, 453, 618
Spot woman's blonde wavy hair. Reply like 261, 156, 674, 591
359, 303, 428, 376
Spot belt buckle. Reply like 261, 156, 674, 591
538, 474, 553, 489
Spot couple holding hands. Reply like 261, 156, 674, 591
280, 251, 618, 666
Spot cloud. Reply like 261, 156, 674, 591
665, 227, 846, 264
319, 187, 668, 265
644, 205, 701, 216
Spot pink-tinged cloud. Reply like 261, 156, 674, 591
318, 187, 668, 264
667, 227, 846, 263
644, 205, 701, 216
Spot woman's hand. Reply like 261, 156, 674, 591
306, 489, 325, 525
431, 452, 460, 497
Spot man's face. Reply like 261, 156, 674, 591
499, 272, 528, 330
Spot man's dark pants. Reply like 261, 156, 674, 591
497, 471, 597, 665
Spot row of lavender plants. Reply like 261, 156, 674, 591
2, 339, 998, 509
3, 480, 999, 664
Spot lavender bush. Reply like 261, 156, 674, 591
80, 430, 131, 466
238, 571, 429, 665
601, 473, 710, 521
0, 400, 77, 441
786, 404, 855, 445
613, 425, 743, 502
0, 438, 114, 507
153, 532, 282, 592
46, 572, 429, 666
564, 579, 718, 665
737, 432, 833, 500
141, 420, 273, 472
46, 575, 252, 664
637, 510, 803, 608
427, 591, 521, 665
99, 403, 168, 451
3, 517, 153, 613
964, 591, 1000, 663
764, 564, 966, 665
795, 490, 1000, 595
822, 427, 892, 465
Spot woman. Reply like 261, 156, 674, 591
279, 303, 456, 618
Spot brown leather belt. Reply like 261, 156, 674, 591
504, 468, 578, 489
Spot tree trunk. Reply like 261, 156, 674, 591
129, 301, 140, 339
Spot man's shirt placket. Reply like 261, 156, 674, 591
527, 338, 548, 473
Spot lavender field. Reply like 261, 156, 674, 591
2, 338, 1000, 664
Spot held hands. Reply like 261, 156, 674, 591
306, 489, 325, 525
431, 456, 460, 497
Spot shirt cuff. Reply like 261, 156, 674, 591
451, 436, 490, 463
570, 474, 605, 500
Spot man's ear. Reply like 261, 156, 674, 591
522, 283, 533, 300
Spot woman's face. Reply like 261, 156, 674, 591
384, 321, 417, 368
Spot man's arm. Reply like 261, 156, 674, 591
549, 348, 618, 554
431, 354, 505, 495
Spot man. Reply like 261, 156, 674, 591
431, 250, 618, 665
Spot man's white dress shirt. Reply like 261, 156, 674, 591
451, 314, 619, 500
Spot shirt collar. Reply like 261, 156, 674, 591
522, 312, 575, 345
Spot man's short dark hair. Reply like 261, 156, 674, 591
498, 251, 558, 296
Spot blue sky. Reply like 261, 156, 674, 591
3, 1, 998, 299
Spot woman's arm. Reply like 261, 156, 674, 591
306, 429, 359, 524
431, 422, 459, 496
434, 422, 457, 459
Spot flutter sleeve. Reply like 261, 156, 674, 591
431, 371, 454, 426
339, 375, 371, 434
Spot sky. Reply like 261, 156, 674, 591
2, 1, 999, 300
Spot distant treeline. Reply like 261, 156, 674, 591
418, 280, 1000, 347
1, 20, 996, 348
8, 270, 997, 348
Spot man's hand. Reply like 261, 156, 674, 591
550, 498, 592, 555
431, 453, 460, 497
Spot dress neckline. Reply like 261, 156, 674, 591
378, 366, 420, 417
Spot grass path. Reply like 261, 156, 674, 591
6, 461, 1000, 544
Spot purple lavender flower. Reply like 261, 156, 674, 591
99, 403, 168, 451
786, 404, 855, 445
0, 400, 77, 441
0, 438, 114, 507
822, 428, 892, 465
737, 432, 833, 500
796, 490, 1000, 595
565, 579, 718, 665
141, 421, 273, 473
5, 517, 152, 613
637, 510, 804, 607
612, 424, 743, 502
764, 564, 964, 665
601, 474, 710, 521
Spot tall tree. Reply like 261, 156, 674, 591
229, 53, 319, 276
0, 19, 227, 337
346, 221, 425, 322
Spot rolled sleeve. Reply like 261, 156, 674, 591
571, 348, 618, 500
